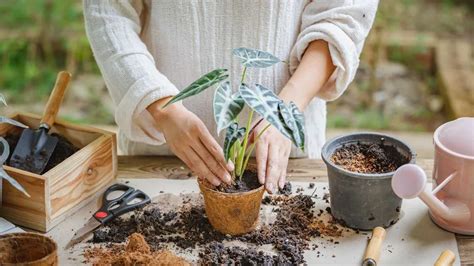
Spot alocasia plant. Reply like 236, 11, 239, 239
164, 47, 305, 181
0, 93, 30, 197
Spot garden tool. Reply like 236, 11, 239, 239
392, 117, 473, 235
65, 183, 151, 249
434, 250, 456, 266
10, 71, 71, 174
362, 227, 386, 266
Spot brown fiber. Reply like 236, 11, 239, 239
0, 233, 57, 266
198, 178, 265, 235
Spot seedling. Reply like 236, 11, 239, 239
0, 93, 30, 197
164, 48, 305, 181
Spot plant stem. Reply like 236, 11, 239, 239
240, 66, 247, 84
236, 110, 253, 179
241, 123, 271, 174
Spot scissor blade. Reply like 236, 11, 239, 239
65, 218, 101, 249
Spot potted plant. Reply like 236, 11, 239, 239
0, 94, 30, 199
163, 48, 305, 235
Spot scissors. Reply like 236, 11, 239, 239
65, 183, 150, 249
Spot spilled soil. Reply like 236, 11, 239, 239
5, 130, 79, 174
90, 184, 345, 265
85, 233, 189, 266
331, 141, 408, 174
216, 169, 261, 193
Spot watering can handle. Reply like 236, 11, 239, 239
41, 71, 71, 128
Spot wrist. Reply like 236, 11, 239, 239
147, 97, 185, 131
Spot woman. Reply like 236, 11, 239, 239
84, 0, 378, 194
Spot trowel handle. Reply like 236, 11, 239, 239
363, 227, 386, 266
41, 71, 71, 127
434, 249, 455, 266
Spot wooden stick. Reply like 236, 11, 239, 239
41, 71, 71, 128
362, 227, 386, 266
434, 250, 455, 266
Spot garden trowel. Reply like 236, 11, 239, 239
10, 71, 71, 174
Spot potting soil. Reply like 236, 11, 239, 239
331, 142, 408, 174
88, 184, 345, 265
216, 169, 261, 193
5, 131, 79, 174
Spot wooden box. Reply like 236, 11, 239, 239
0, 112, 117, 232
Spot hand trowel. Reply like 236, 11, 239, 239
10, 71, 71, 174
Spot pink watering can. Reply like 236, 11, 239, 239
392, 117, 474, 235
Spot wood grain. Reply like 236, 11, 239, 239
0, 113, 117, 232
117, 156, 473, 266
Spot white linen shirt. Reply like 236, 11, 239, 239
83, 0, 378, 158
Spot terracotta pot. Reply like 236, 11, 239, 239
0, 232, 58, 266
198, 178, 265, 235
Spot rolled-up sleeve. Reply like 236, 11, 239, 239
83, 0, 179, 145
290, 0, 378, 101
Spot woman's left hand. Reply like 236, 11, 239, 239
251, 121, 292, 194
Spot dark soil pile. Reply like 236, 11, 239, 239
85, 233, 189, 266
216, 169, 261, 193
4, 131, 79, 174
331, 141, 408, 174
91, 186, 344, 265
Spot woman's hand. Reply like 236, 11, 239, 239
251, 121, 292, 194
148, 98, 233, 186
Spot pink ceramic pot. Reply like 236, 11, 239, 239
392, 117, 474, 235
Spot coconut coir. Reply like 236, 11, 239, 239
85, 233, 189, 266
5, 131, 79, 174
331, 142, 408, 174
91, 188, 344, 265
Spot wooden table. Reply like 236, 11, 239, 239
118, 156, 474, 265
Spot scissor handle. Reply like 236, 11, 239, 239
93, 184, 150, 223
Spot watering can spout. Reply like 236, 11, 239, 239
392, 164, 471, 224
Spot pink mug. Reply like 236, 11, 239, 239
392, 117, 474, 235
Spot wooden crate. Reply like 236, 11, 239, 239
0, 112, 117, 232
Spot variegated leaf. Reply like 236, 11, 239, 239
239, 83, 291, 140
232, 48, 280, 68
163, 69, 229, 107
0, 138, 30, 197
223, 122, 245, 161
213, 81, 245, 134
0, 116, 28, 128
0, 93, 6, 106
278, 102, 305, 151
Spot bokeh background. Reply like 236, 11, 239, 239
1, 0, 472, 156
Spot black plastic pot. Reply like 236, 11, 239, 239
321, 133, 416, 230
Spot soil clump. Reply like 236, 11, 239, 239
5, 131, 79, 174
331, 141, 408, 174
216, 169, 261, 193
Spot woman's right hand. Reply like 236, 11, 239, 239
148, 97, 233, 186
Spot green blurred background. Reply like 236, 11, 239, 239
0, 0, 472, 131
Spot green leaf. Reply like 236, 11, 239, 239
0, 116, 28, 128
278, 102, 305, 151
239, 83, 291, 140
213, 81, 244, 134
163, 69, 229, 108
0, 138, 30, 197
232, 48, 280, 68
223, 122, 245, 161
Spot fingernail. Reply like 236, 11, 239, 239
225, 174, 232, 184
279, 179, 285, 189
267, 183, 274, 194
227, 162, 234, 171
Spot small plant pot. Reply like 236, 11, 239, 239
197, 178, 265, 235
321, 133, 415, 230
0, 232, 58, 265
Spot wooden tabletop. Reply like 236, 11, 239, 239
118, 156, 473, 265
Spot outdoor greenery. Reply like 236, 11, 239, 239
0, 0, 471, 130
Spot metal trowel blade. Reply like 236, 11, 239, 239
10, 128, 58, 174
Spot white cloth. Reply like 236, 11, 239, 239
83, 0, 378, 158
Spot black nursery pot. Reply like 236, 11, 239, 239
321, 133, 416, 230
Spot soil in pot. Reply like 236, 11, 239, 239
331, 141, 408, 174
4, 130, 79, 174
215, 169, 261, 193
